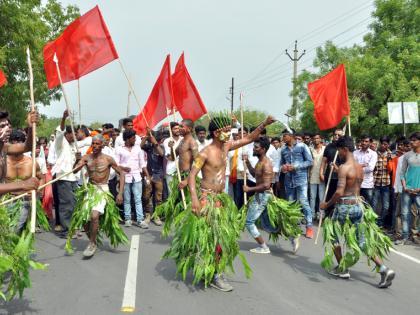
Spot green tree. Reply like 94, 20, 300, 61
37, 116, 61, 138
291, 0, 419, 139
0, 0, 79, 126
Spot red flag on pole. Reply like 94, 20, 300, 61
172, 53, 207, 121
307, 64, 350, 130
43, 6, 118, 89
133, 55, 174, 136
0, 69, 7, 88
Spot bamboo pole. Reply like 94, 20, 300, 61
26, 47, 37, 233
0, 167, 80, 207
240, 93, 248, 205
314, 122, 348, 244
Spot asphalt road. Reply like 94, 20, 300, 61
1, 224, 419, 315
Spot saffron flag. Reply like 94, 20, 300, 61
133, 55, 174, 136
43, 6, 118, 89
172, 53, 207, 121
0, 69, 6, 87
307, 64, 350, 130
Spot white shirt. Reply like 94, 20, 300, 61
52, 128, 77, 181
310, 145, 326, 184
197, 139, 212, 152
353, 148, 378, 189
103, 146, 117, 180
393, 155, 404, 193
77, 136, 92, 155
267, 144, 280, 173
47, 140, 57, 167
114, 133, 141, 149
163, 136, 183, 176
228, 147, 245, 179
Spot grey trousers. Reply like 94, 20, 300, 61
56, 180, 77, 230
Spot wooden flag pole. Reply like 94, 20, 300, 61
53, 53, 87, 186
26, 47, 37, 233
240, 93, 248, 205
117, 60, 149, 126
77, 79, 81, 125
0, 167, 80, 207
314, 122, 348, 244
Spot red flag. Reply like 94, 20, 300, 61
0, 69, 6, 87
43, 6, 118, 89
133, 55, 174, 136
307, 64, 350, 130
172, 53, 207, 121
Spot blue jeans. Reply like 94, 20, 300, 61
360, 188, 374, 207
401, 192, 420, 240
285, 184, 312, 227
245, 192, 278, 238
372, 186, 390, 227
309, 183, 325, 218
124, 181, 144, 222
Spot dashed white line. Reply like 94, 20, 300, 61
121, 235, 140, 313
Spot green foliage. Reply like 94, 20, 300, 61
266, 195, 303, 242
37, 116, 61, 137
0, 199, 47, 301
163, 192, 251, 287
0, 0, 80, 126
321, 202, 393, 272
89, 121, 103, 130
291, 0, 419, 138
65, 184, 128, 254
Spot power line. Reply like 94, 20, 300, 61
236, 1, 373, 88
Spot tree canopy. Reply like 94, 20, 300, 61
0, 0, 79, 126
290, 0, 419, 139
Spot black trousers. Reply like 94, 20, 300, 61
56, 180, 77, 231
52, 175, 60, 225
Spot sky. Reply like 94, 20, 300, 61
40, 0, 375, 127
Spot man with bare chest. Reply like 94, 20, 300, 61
73, 134, 125, 257
320, 136, 395, 288
5, 130, 43, 233
188, 115, 275, 291
177, 119, 198, 189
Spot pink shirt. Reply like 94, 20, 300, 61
115, 145, 147, 183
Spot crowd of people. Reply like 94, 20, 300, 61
1, 107, 419, 293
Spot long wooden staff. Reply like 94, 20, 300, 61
314, 121, 348, 244
0, 167, 80, 207
240, 93, 248, 205
26, 48, 37, 233
52, 53, 86, 186
168, 110, 187, 209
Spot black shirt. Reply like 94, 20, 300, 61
143, 142, 164, 180
323, 142, 343, 180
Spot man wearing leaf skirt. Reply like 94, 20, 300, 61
185, 114, 275, 292
320, 136, 395, 288
72, 134, 126, 258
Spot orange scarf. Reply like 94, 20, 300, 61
229, 149, 239, 184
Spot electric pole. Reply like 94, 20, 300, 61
229, 77, 234, 112
286, 41, 305, 119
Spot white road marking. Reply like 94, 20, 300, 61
121, 235, 140, 313
390, 248, 420, 265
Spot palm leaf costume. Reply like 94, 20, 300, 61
321, 199, 393, 272
163, 192, 251, 287
0, 197, 47, 301
65, 184, 128, 254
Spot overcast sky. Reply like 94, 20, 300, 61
40, 0, 374, 126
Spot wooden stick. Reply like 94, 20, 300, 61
240, 93, 247, 205
26, 47, 37, 233
118, 60, 149, 126
314, 122, 348, 244
0, 167, 80, 207
77, 79, 81, 125
168, 111, 187, 209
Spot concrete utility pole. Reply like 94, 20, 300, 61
286, 41, 305, 119
229, 77, 234, 112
